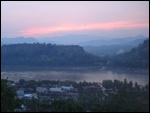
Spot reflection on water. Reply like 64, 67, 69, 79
1, 70, 149, 85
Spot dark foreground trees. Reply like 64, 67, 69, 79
78, 79, 149, 112
50, 98, 84, 112
98, 89, 149, 112
1, 79, 19, 112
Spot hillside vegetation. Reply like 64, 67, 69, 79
110, 39, 149, 68
1, 43, 107, 67
1, 39, 149, 69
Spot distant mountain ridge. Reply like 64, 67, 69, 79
80, 35, 148, 46
1, 37, 38, 45
37, 34, 102, 45
1, 35, 148, 47
82, 35, 148, 56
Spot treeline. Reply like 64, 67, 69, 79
78, 79, 149, 112
1, 43, 107, 67
109, 39, 149, 68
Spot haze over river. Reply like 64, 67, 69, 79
1, 68, 149, 85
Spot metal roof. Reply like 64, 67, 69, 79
50, 88, 62, 92
24, 94, 32, 97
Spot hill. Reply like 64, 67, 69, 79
83, 45, 134, 56
109, 39, 149, 68
1, 43, 107, 67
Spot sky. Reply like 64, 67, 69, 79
1, 1, 149, 38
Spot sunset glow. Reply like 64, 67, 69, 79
1, 1, 149, 38
20, 21, 149, 36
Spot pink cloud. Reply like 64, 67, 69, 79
19, 21, 149, 36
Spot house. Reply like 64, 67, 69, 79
49, 85, 74, 93
24, 93, 38, 99
50, 88, 62, 92
24, 94, 32, 99
32, 93, 38, 99
16, 89, 25, 96
61, 86, 72, 91
36, 87, 47, 93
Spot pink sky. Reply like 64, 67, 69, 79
1, 1, 149, 38
20, 21, 148, 36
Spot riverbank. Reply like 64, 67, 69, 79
1, 65, 149, 75
106, 67, 149, 75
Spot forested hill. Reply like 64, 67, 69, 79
1, 43, 106, 67
110, 39, 149, 68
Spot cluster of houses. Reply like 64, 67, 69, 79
16, 85, 78, 100
14, 83, 78, 112
7, 79, 120, 112
37, 85, 77, 93
16, 88, 38, 99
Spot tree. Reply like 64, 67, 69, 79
102, 80, 114, 89
110, 39, 149, 68
50, 99, 84, 112
128, 81, 133, 88
100, 89, 149, 112
1, 79, 19, 112
28, 97, 38, 112
19, 79, 26, 85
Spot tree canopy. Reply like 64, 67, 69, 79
110, 39, 149, 68
1, 43, 106, 67
1, 79, 19, 112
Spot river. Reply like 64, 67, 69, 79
1, 69, 149, 85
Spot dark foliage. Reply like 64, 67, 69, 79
1, 79, 19, 112
1, 43, 107, 67
110, 39, 149, 68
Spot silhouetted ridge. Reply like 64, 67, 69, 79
110, 39, 149, 68
2, 43, 106, 67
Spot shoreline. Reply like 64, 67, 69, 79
106, 67, 149, 75
1, 65, 149, 75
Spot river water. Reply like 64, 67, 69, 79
1, 69, 149, 85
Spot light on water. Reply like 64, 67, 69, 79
1, 70, 149, 85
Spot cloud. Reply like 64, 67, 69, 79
19, 21, 148, 36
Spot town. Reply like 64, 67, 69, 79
3, 78, 149, 112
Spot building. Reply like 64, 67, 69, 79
32, 93, 38, 99
16, 89, 25, 96
49, 85, 74, 93
24, 94, 32, 99
50, 88, 62, 92
36, 87, 47, 93
24, 93, 38, 99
